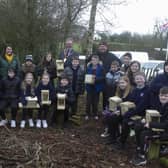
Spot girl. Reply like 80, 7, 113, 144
20, 72, 36, 128
37, 52, 56, 86
126, 61, 141, 87
101, 76, 132, 142
36, 72, 56, 128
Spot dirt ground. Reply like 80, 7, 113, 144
0, 95, 163, 168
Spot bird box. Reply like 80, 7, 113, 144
109, 96, 122, 111
25, 96, 39, 108
41, 90, 51, 105
79, 55, 86, 70
146, 110, 160, 124
57, 93, 66, 110
56, 60, 64, 71
84, 74, 95, 84
120, 101, 135, 115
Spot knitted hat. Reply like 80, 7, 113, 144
25, 55, 33, 62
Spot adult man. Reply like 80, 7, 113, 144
59, 38, 79, 67
0, 46, 20, 79
96, 42, 121, 110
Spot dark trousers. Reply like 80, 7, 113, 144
22, 109, 33, 120
86, 91, 100, 116
107, 114, 122, 141
70, 94, 79, 115
0, 99, 18, 120
38, 105, 49, 120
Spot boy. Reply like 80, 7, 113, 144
104, 60, 123, 108
132, 86, 168, 166
85, 55, 105, 120
54, 74, 75, 127
0, 68, 21, 127
64, 56, 85, 115
21, 55, 36, 80
121, 52, 132, 72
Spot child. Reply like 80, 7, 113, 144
21, 55, 36, 80
131, 86, 168, 166
126, 61, 141, 87
20, 72, 36, 128
85, 55, 105, 120
120, 52, 132, 73
64, 55, 85, 115
37, 52, 56, 86
35, 72, 56, 128
102, 76, 132, 143
104, 60, 123, 108
0, 68, 21, 127
54, 74, 75, 127
115, 72, 149, 149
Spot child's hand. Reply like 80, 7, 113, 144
144, 123, 149, 128
141, 118, 146, 124
114, 110, 120, 116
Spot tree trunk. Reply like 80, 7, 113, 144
86, 0, 99, 56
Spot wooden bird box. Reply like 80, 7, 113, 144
84, 74, 95, 84
109, 96, 122, 111
19, 96, 40, 109
120, 101, 135, 115
57, 93, 66, 110
56, 60, 64, 70
41, 90, 51, 105
79, 55, 86, 70
146, 110, 160, 124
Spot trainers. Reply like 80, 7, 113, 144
101, 128, 109, 138
11, 120, 16, 128
85, 116, 89, 120
0, 119, 8, 126
131, 155, 147, 166
36, 119, 41, 128
20, 120, 26, 128
42, 120, 48, 128
94, 116, 99, 120
28, 119, 34, 127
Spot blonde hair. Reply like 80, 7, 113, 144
21, 72, 35, 96
115, 76, 132, 98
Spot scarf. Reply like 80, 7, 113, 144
5, 54, 13, 63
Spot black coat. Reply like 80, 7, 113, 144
1, 76, 21, 99
63, 65, 85, 94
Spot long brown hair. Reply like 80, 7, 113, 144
115, 76, 132, 98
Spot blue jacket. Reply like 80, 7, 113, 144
85, 64, 105, 93
35, 82, 56, 103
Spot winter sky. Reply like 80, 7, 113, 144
94, 0, 168, 34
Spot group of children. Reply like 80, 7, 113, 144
0, 48, 168, 166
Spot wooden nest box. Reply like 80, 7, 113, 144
109, 96, 122, 111
57, 93, 66, 110
146, 110, 160, 124
84, 74, 95, 84
56, 60, 64, 70
120, 101, 135, 115
41, 90, 51, 105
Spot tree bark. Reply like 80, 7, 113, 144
86, 0, 99, 55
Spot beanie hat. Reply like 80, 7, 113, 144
25, 55, 33, 62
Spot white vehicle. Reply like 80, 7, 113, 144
110, 51, 149, 63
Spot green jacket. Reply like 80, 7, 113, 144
0, 55, 20, 79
